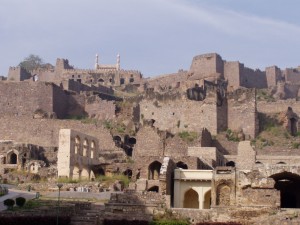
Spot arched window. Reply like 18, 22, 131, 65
226, 161, 235, 167
216, 184, 231, 206
123, 169, 133, 179
98, 78, 104, 83
148, 161, 162, 180
90, 141, 95, 159
83, 139, 89, 157
9, 153, 17, 164
120, 78, 125, 85
176, 161, 188, 169
75, 136, 81, 155
147, 186, 159, 192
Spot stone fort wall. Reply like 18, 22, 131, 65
227, 88, 258, 138
0, 116, 116, 150
139, 93, 220, 135
257, 99, 300, 115
0, 81, 68, 118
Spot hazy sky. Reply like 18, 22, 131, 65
1, 0, 300, 77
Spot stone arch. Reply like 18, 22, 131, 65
290, 117, 297, 136
277, 161, 286, 165
128, 137, 136, 145
72, 165, 81, 180
176, 161, 188, 169
271, 171, 300, 208
92, 165, 105, 177
113, 136, 122, 147
148, 161, 162, 180
123, 169, 132, 179
98, 78, 104, 83
7, 151, 18, 164
147, 186, 159, 192
81, 167, 90, 180
226, 161, 235, 167
203, 190, 211, 209
83, 139, 89, 157
75, 136, 81, 155
216, 184, 231, 206
90, 141, 95, 159
183, 189, 199, 209
124, 147, 133, 157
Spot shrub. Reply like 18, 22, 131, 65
16, 197, 26, 207
292, 142, 300, 149
178, 131, 198, 142
3, 198, 15, 210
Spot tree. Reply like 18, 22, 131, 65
19, 54, 48, 72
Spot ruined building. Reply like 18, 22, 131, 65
1, 52, 300, 224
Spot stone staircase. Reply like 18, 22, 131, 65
70, 203, 105, 225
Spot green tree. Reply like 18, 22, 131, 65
19, 54, 49, 71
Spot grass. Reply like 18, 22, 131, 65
95, 174, 130, 187
57, 177, 79, 184
178, 131, 198, 142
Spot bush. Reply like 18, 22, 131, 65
3, 198, 15, 210
178, 131, 198, 142
16, 197, 26, 207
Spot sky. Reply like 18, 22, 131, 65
0, 0, 300, 77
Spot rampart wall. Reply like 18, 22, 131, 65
139, 95, 219, 135
227, 88, 258, 138
0, 81, 62, 117
257, 99, 300, 115
0, 116, 116, 150
284, 68, 300, 84
241, 66, 267, 89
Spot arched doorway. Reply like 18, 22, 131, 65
148, 161, 162, 180
81, 167, 90, 180
9, 153, 17, 164
290, 118, 297, 136
72, 165, 81, 180
123, 169, 132, 179
183, 189, 199, 209
148, 186, 159, 192
271, 172, 300, 208
203, 190, 211, 209
226, 161, 235, 167
216, 184, 231, 206
176, 161, 188, 169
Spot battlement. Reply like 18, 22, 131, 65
192, 53, 222, 61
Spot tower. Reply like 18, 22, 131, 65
95, 53, 99, 70
116, 53, 120, 71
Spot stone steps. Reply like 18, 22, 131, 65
70, 204, 105, 225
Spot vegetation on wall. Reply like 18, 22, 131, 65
178, 131, 198, 142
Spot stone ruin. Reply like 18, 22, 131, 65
1, 52, 300, 224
